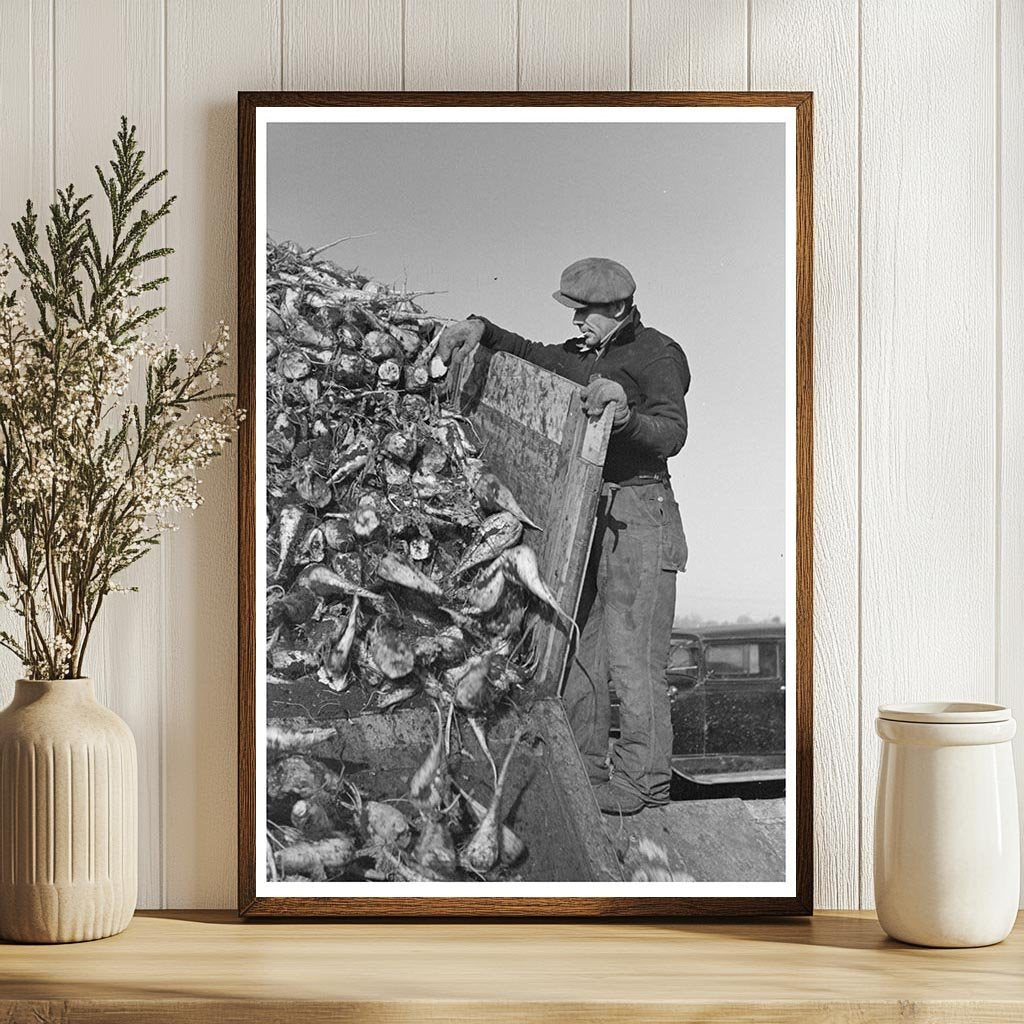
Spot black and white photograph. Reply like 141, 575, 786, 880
242, 96, 810, 914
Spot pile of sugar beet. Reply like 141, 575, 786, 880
265, 237, 580, 884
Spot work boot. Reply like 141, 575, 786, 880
592, 781, 645, 816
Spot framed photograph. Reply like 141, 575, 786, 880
238, 91, 812, 917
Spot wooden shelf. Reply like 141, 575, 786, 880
2, 909, 1022, 1022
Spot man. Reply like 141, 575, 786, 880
437, 257, 689, 815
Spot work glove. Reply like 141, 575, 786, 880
437, 318, 485, 367
581, 377, 630, 428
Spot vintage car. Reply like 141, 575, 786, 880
610, 623, 786, 786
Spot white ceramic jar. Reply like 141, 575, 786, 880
874, 701, 1019, 947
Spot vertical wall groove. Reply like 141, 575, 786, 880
855, 0, 864, 909
26, 0, 33, 191
28, 1, 34, 194
159, 0, 169, 911
49, 0, 54, 198
994, 0, 1003, 708
47, 742, 54, 884
999, 0, 1024, 905
515, 0, 521, 89
407, 2, 516, 90
752, 0, 859, 908
745, 0, 751, 89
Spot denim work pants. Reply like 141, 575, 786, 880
562, 480, 688, 806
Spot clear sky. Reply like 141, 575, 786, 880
268, 120, 787, 622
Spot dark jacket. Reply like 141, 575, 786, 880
468, 308, 690, 485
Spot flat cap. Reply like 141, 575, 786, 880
552, 257, 636, 308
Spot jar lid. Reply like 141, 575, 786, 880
877, 701, 1011, 724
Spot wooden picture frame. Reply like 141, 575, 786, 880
238, 91, 813, 917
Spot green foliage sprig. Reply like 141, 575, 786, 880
0, 116, 244, 679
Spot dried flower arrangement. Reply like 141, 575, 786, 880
0, 117, 243, 679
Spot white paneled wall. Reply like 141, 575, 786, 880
0, 0, 1018, 910
752, 0, 860, 913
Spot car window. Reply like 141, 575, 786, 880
704, 641, 780, 679
667, 643, 699, 673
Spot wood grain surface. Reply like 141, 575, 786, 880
2, 910, 1024, 1023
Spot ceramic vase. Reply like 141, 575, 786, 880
0, 677, 137, 942
874, 701, 1019, 947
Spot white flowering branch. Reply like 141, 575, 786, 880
0, 117, 244, 679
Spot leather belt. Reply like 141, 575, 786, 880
614, 471, 670, 487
